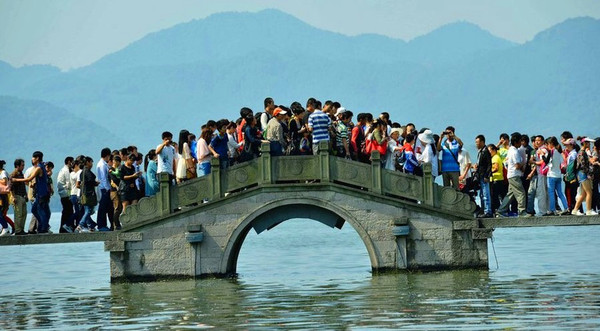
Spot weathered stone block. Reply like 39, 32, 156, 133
104, 240, 125, 252
452, 220, 477, 231
472, 228, 493, 240
118, 232, 143, 241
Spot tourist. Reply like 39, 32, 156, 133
197, 126, 214, 176
265, 108, 287, 156
474, 135, 492, 218
22, 151, 52, 234
496, 132, 528, 217
402, 133, 420, 175
9, 159, 28, 235
57, 156, 74, 233
144, 150, 159, 196
156, 131, 177, 181
384, 128, 403, 171
260, 97, 275, 133
417, 129, 438, 178
109, 155, 123, 230
488, 144, 505, 214
209, 119, 231, 168
0, 160, 12, 235
350, 113, 368, 163
592, 140, 600, 212
544, 136, 570, 215
119, 154, 142, 215
437, 126, 463, 190
77, 156, 98, 233
68, 156, 84, 230
563, 138, 579, 213
176, 129, 194, 183
307, 99, 331, 155
458, 146, 472, 193
335, 111, 352, 159
96, 148, 114, 232
226, 122, 243, 165
527, 135, 548, 216
572, 137, 597, 215
288, 102, 307, 156
242, 116, 266, 160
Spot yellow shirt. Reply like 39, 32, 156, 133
491, 154, 504, 182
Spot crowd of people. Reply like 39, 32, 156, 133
1, 97, 599, 236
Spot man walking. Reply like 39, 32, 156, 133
475, 135, 493, 218
57, 156, 74, 232
96, 148, 114, 231
497, 133, 529, 217
308, 99, 331, 155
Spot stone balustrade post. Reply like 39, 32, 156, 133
210, 158, 221, 199
318, 140, 330, 182
370, 150, 382, 194
421, 162, 434, 206
259, 142, 272, 185
157, 172, 171, 216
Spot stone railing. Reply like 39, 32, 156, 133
120, 141, 476, 227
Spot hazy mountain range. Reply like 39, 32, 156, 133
2, 9, 599, 168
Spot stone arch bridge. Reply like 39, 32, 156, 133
104, 142, 485, 281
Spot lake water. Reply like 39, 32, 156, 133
1, 213, 600, 329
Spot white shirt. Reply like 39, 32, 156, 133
418, 144, 439, 177
57, 165, 71, 198
70, 169, 81, 196
227, 133, 242, 159
458, 150, 472, 179
385, 139, 401, 171
506, 146, 523, 179
157, 144, 176, 174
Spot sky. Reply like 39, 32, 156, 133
0, 0, 599, 70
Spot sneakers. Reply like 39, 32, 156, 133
62, 224, 73, 233
97, 227, 111, 232
75, 226, 90, 233
0, 228, 10, 236
559, 210, 571, 216
573, 210, 584, 216
495, 212, 509, 218
519, 212, 533, 218
542, 211, 557, 216
586, 210, 598, 216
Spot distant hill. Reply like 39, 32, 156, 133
0, 96, 126, 165
1, 10, 599, 156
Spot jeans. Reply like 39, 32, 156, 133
97, 188, 113, 229
479, 181, 492, 215
33, 196, 51, 233
198, 161, 211, 177
548, 177, 568, 212
70, 195, 82, 226
80, 205, 97, 229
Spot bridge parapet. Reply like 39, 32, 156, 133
119, 141, 476, 228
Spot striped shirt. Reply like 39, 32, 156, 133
308, 110, 331, 143
336, 121, 348, 148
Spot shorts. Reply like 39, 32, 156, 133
577, 171, 589, 183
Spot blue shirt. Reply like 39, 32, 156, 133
210, 133, 229, 161
308, 110, 331, 143
441, 138, 461, 173
96, 159, 110, 191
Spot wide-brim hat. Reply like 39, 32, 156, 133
418, 129, 434, 144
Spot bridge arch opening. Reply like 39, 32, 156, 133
221, 199, 380, 277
